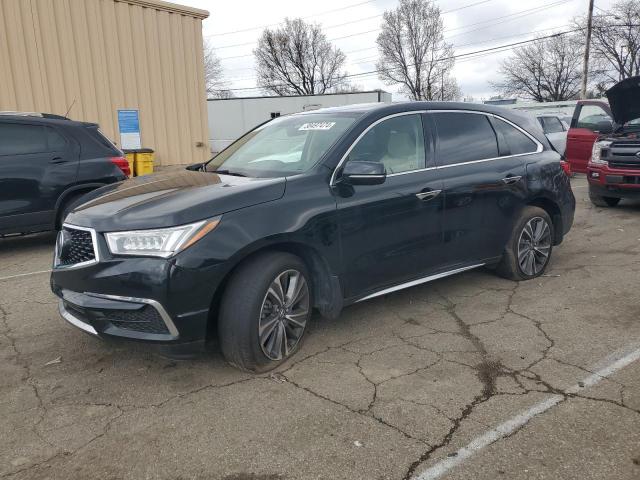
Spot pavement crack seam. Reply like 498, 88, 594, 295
280, 373, 428, 445
401, 288, 507, 480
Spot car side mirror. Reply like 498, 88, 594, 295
186, 162, 205, 171
594, 120, 613, 135
342, 161, 386, 186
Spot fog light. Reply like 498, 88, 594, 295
592, 172, 600, 178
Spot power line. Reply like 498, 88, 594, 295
208, 0, 494, 41
206, 0, 380, 37
217, 0, 573, 60
213, 0, 497, 50
225, 23, 576, 83
223, 28, 582, 92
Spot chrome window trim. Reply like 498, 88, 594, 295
330, 109, 543, 185
58, 300, 98, 335
53, 223, 100, 270
429, 109, 544, 156
356, 263, 485, 302
84, 292, 180, 339
347, 174, 386, 179
330, 111, 428, 186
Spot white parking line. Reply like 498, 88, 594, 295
572, 184, 588, 189
414, 346, 640, 480
0, 269, 51, 282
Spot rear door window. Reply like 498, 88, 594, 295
433, 112, 498, 165
0, 123, 48, 155
490, 117, 539, 155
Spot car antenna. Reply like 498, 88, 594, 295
64, 98, 76, 118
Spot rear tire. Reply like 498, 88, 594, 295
496, 206, 554, 281
218, 252, 313, 373
589, 191, 620, 207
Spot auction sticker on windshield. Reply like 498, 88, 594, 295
298, 122, 336, 131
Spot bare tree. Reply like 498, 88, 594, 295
376, 0, 458, 101
254, 18, 348, 95
492, 34, 583, 102
204, 40, 233, 99
588, 0, 640, 84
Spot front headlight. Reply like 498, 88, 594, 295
590, 141, 612, 165
105, 217, 221, 257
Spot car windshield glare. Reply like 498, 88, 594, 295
207, 113, 358, 177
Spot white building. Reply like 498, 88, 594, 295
207, 90, 392, 153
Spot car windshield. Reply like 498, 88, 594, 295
206, 113, 359, 177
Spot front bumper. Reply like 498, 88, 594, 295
57, 290, 179, 341
51, 225, 229, 347
587, 163, 640, 197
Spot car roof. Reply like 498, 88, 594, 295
297, 101, 550, 146
299, 100, 528, 116
0, 113, 95, 128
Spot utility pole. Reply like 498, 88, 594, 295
581, 0, 595, 99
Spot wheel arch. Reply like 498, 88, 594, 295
206, 240, 343, 341
54, 183, 106, 228
527, 196, 563, 245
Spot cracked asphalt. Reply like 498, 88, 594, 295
1, 176, 639, 480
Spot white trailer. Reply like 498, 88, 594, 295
207, 90, 392, 153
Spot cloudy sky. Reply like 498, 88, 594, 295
179, 0, 615, 100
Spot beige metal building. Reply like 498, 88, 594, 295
0, 0, 210, 166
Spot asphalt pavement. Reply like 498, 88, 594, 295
1, 176, 639, 480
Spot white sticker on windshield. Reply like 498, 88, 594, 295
298, 122, 336, 131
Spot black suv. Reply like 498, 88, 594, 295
0, 113, 129, 236
51, 102, 575, 372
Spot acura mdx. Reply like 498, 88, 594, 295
51, 102, 575, 372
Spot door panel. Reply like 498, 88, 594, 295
430, 112, 534, 265
435, 161, 527, 264
335, 113, 444, 299
566, 103, 612, 173
336, 172, 443, 298
0, 122, 78, 231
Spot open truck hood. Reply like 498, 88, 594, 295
606, 76, 640, 125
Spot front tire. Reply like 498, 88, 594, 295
218, 252, 313, 372
496, 206, 554, 281
589, 191, 620, 207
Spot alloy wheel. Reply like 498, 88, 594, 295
258, 269, 310, 361
517, 217, 552, 276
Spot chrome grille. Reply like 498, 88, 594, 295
56, 225, 97, 267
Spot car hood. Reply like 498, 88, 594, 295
66, 171, 286, 231
606, 76, 640, 125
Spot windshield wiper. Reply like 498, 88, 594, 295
211, 169, 248, 177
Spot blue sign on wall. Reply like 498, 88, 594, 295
117, 109, 141, 149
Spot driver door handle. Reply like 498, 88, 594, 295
501, 175, 522, 185
415, 189, 442, 201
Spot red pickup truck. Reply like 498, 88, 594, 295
565, 76, 640, 207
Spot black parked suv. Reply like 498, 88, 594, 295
51, 102, 575, 372
0, 113, 129, 236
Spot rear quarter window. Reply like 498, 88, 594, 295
490, 117, 539, 155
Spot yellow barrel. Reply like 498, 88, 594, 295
134, 148, 155, 176
124, 151, 136, 177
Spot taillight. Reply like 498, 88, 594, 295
110, 156, 131, 177
560, 160, 571, 176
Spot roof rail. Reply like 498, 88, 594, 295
0, 111, 44, 117
0, 111, 70, 120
